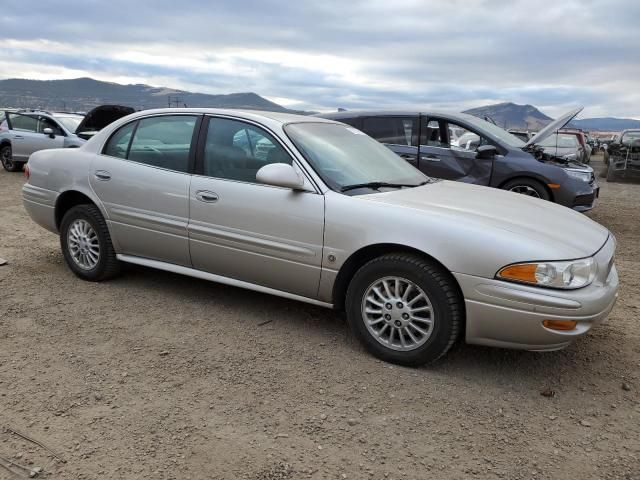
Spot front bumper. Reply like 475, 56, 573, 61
454, 236, 618, 351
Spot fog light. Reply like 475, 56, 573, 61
542, 320, 578, 331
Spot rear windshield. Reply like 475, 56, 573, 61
538, 134, 578, 148
621, 131, 640, 145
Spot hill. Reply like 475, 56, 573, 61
570, 117, 640, 131
463, 102, 552, 130
463, 102, 640, 132
0, 77, 290, 112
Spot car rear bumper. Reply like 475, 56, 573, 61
454, 236, 618, 351
22, 183, 59, 233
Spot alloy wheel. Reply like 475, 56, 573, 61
1, 147, 14, 170
508, 185, 541, 197
67, 219, 100, 270
361, 276, 434, 351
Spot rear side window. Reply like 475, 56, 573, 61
103, 121, 136, 159
361, 117, 418, 146
7, 113, 38, 132
103, 115, 197, 172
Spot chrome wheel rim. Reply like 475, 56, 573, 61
361, 276, 434, 352
509, 185, 541, 197
67, 219, 100, 270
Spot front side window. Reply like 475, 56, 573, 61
203, 117, 292, 183
7, 113, 38, 132
285, 122, 426, 192
361, 117, 417, 146
447, 122, 489, 151
38, 117, 64, 136
127, 116, 196, 172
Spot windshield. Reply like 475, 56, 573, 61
54, 114, 84, 132
621, 131, 640, 145
285, 122, 427, 192
460, 114, 526, 148
538, 133, 578, 148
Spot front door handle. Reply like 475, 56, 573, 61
399, 154, 416, 160
94, 170, 111, 181
13, 135, 24, 140
196, 190, 219, 203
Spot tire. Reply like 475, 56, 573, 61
60, 204, 121, 281
606, 161, 617, 183
502, 178, 550, 201
345, 253, 463, 366
1, 144, 23, 172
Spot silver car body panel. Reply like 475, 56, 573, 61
22, 108, 618, 352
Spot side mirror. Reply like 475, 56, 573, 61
42, 127, 55, 138
256, 163, 307, 190
476, 144, 497, 159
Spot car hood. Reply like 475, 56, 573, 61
524, 107, 583, 147
75, 105, 135, 140
361, 180, 609, 259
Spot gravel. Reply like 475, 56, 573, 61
0, 154, 638, 479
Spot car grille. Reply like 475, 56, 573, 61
573, 193, 595, 208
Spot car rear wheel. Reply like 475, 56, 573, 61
502, 178, 550, 200
1, 145, 23, 172
606, 161, 618, 182
345, 253, 463, 366
60, 204, 121, 281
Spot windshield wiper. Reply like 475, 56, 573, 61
340, 181, 427, 192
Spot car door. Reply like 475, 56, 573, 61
5, 113, 43, 161
360, 116, 419, 168
90, 114, 200, 266
418, 117, 493, 185
188, 116, 325, 299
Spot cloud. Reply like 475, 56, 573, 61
1, 0, 638, 118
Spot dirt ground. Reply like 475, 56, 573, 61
0, 154, 638, 480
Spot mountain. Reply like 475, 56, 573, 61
463, 102, 552, 130
464, 102, 640, 132
569, 117, 640, 131
0, 77, 290, 113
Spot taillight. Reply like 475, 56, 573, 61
24, 164, 30, 180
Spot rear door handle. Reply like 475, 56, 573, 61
399, 154, 416, 160
196, 190, 219, 203
94, 170, 111, 181
13, 135, 23, 140
421, 155, 441, 162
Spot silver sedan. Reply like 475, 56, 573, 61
22, 109, 619, 365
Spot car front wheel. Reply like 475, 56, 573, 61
502, 178, 550, 200
1, 145, 23, 172
345, 253, 463, 366
60, 204, 121, 281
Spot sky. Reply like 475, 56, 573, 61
1, 0, 639, 118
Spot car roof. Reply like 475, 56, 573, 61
125, 108, 336, 126
315, 110, 477, 123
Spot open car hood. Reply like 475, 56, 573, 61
75, 105, 135, 140
524, 107, 583, 147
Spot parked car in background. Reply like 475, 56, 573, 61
316, 108, 599, 211
507, 129, 536, 142
603, 129, 640, 181
536, 133, 586, 164
0, 105, 134, 171
22, 108, 618, 365
558, 128, 591, 163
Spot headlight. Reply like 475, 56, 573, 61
565, 169, 592, 182
496, 257, 597, 289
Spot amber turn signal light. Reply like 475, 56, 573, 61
497, 263, 538, 283
542, 320, 578, 331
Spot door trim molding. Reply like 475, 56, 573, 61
116, 254, 334, 309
